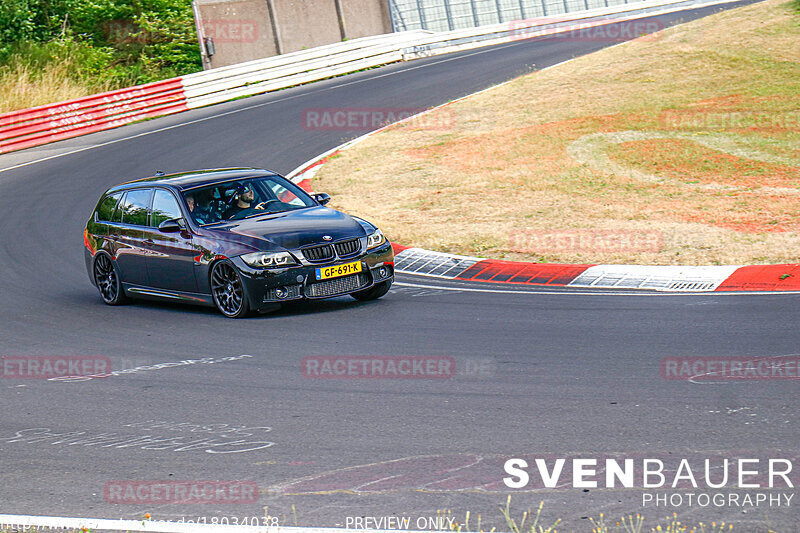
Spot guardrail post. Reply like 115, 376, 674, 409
416, 0, 428, 30
443, 0, 455, 30
191, 0, 212, 70
494, 0, 504, 22
266, 0, 283, 55
518, 0, 527, 18
541, 0, 548, 16
387, 0, 404, 31
334, 0, 348, 39
469, 0, 480, 26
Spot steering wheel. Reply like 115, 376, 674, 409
254, 199, 281, 210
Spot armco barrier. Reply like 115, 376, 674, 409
0, 79, 188, 154
181, 31, 433, 109
0, 0, 740, 155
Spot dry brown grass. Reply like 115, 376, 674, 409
313, 0, 800, 265
0, 57, 117, 114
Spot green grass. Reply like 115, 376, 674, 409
0, 0, 201, 113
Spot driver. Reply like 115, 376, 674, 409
223, 183, 277, 219
223, 183, 256, 219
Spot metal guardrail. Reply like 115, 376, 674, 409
0, 79, 188, 154
389, 0, 650, 32
399, 0, 735, 58
0, 0, 737, 155
182, 31, 433, 109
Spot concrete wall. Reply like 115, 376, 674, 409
273, 0, 343, 54
341, 0, 392, 39
193, 0, 278, 69
193, 0, 393, 69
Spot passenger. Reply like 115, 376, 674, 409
186, 192, 211, 224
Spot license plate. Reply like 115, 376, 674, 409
316, 261, 362, 280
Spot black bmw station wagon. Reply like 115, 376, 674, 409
84, 168, 394, 317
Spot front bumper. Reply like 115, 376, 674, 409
231, 241, 394, 310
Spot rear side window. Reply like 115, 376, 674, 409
111, 192, 125, 223
95, 192, 122, 222
120, 189, 152, 226
151, 189, 182, 227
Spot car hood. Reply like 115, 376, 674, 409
205, 206, 367, 250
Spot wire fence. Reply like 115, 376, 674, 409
387, 0, 645, 31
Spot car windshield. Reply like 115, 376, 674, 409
183, 175, 316, 226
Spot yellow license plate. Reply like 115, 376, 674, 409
316, 261, 362, 280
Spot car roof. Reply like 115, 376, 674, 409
107, 168, 280, 193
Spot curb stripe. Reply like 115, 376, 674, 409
716, 264, 800, 291
284, 14, 796, 294
569, 264, 740, 291
456, 260, 592, 285
394, 248, 481, 278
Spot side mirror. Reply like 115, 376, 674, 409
313, 193, 331, 206
158, 218, 183, 232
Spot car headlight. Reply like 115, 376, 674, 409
367, 229, 386, 250
241, 251, 298, 268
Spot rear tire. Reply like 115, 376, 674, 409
351, 280, 391, 301
93, 252, 128, 305
210, 260, 251, 318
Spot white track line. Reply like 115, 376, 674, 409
392, 281, 800, 296
0, 41, 539, 176
1, 0, 737, 175
0, 514, 442, 533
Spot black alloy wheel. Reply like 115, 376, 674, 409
210, 260, 250, 318
93, 252, 127, 305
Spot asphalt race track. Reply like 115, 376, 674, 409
2, 1, 798, 529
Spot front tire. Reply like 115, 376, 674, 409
93, 252, 128, 305
210, 260, 251, 318
351, 280, 391, 301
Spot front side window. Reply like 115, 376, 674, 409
184, 175, 316, 225
268, 181, 307, 207
151, 189, 182, 227
120, 188, 152, 226
95, 192, 122, 222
